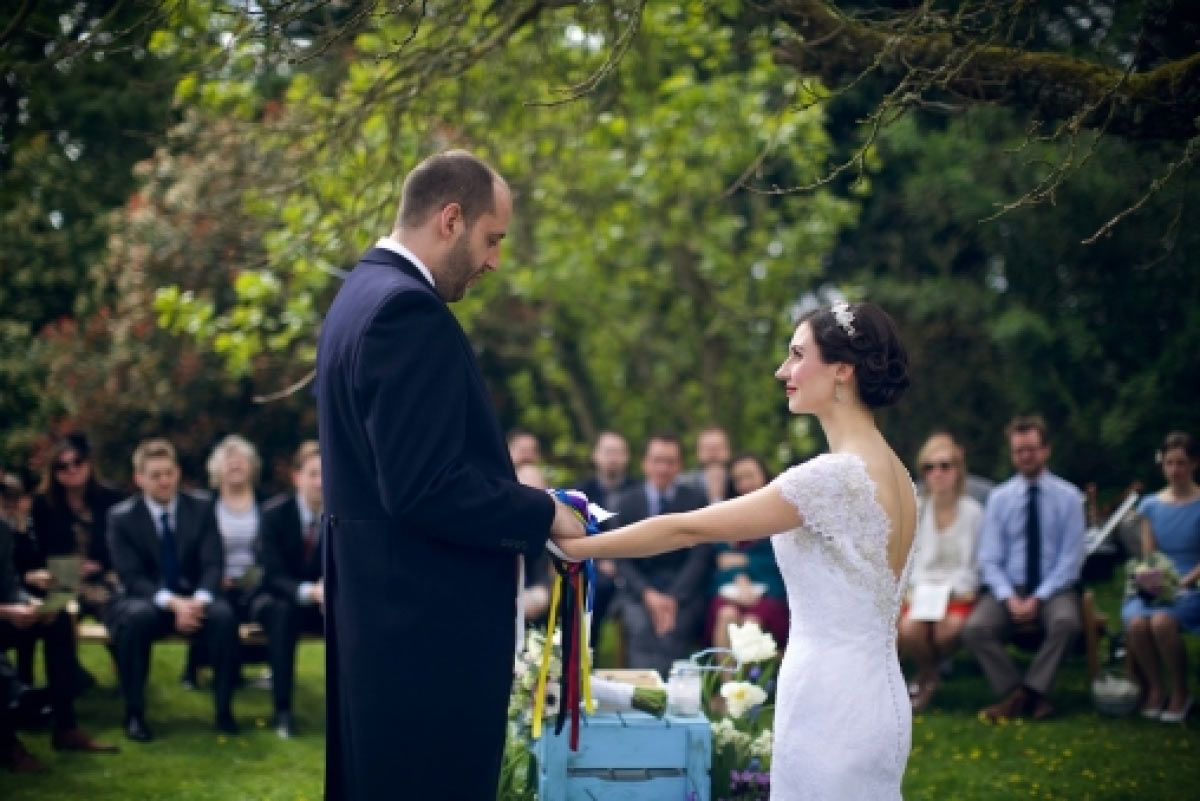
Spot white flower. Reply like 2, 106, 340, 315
727, 621, 778, 664
721, 681, 768, 719
751, 728, 773, 758
710, 717, 752, 749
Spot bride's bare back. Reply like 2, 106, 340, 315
849, 440, 918, 582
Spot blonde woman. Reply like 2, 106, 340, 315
182, 435, 263, 689
898, 433, 982, 711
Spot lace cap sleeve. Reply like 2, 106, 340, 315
772, 453, 873, 543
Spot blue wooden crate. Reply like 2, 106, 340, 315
531, 710, 711, 801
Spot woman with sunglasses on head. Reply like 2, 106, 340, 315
897, 433, 982, 711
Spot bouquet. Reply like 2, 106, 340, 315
1125, 551, 1181, 605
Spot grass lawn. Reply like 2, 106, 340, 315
2, 572, 1198, 800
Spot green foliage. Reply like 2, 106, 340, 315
830, 108, 1200, 488
0, 0, 177, 463
155, 0, 857, 470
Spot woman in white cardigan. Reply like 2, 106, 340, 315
899, 433, 983, 711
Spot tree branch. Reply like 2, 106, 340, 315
772, 0, 1200, 142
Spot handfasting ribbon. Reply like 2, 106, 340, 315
534, 489, 611, 750
530, 573, 562, 740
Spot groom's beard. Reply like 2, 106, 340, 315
438, 234, 478, 302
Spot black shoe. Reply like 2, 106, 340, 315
125, 713, 154, 743
272, 710, 295, 739
214, 713, 239, 735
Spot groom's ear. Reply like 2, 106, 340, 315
437, 202, 464, 238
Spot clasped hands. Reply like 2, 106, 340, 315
548, 497, 587, 549
169, 596, 208, 634
1006, 595, 1040, 625
0, 600, 60, 629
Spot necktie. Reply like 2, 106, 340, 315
159, 511, 180, 593
302, 519, 318, 563
1025, 484, 1041, 594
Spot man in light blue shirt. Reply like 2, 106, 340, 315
964, 415, 1085, 721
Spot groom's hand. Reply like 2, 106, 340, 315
549, 499, 587, 541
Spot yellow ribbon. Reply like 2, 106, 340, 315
531, 573, 562, 739
577, 573, 594, 715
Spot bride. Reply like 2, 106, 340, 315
555, 301, 917, 800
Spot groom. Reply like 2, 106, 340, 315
316, 151, 585, 800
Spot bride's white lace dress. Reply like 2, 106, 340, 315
769, 452, 916, 800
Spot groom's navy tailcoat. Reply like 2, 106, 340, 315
316, 248, 555, 801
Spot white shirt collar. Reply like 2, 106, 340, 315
144, 494, 178, 526
296, 494, 317, 528
375, 236, 436, 289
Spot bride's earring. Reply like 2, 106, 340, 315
834, 382, 843, 403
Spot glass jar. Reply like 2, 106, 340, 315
667, 660, 702, 716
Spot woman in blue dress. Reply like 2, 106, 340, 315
1123, 431, 1200, 722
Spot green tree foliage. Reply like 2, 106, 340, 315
830, 108, 1200, 490
155, 0, 859, 467
0, 0, 175, 462
24, 114, 317, 487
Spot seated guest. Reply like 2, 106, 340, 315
182, 435, 263, 688
106, 438, 239, 741
613, 433, 709, 677
575, 431, 637, 632
30, 434, 124, 621
577, 432, 637, 511
255, 441, 325, 738
680, 425, 734, 504
28, 435, 124, 688
1123, 431, 1200, 722
3, 471, 42, 685
706, 453, 788, 649
507, 430, 542, 469
0, 511, 116, 761
898, 433, 982, 711
963, 415, 1084, 721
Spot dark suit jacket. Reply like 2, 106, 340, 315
316, 246, 555, 801
257, 493, 321, 602
30, 484, 124, 569
614, 482, 711, 603
577, 475, 639, 516
0, 519, 27, 605
106, 491, 224, 602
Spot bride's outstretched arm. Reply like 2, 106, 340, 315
556, 485, 802, 561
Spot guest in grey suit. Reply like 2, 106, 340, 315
613, 433, 710, 676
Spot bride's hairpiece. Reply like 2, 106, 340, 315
830, 302, 856, 337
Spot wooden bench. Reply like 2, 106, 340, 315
76, 621, 317, 648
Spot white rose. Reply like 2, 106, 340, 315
727, 620, 778, 664
720, 681, 768, 719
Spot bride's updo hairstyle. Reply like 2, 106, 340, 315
798, 302, 910, 408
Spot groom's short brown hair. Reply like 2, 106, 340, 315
396, 150, 500, 229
